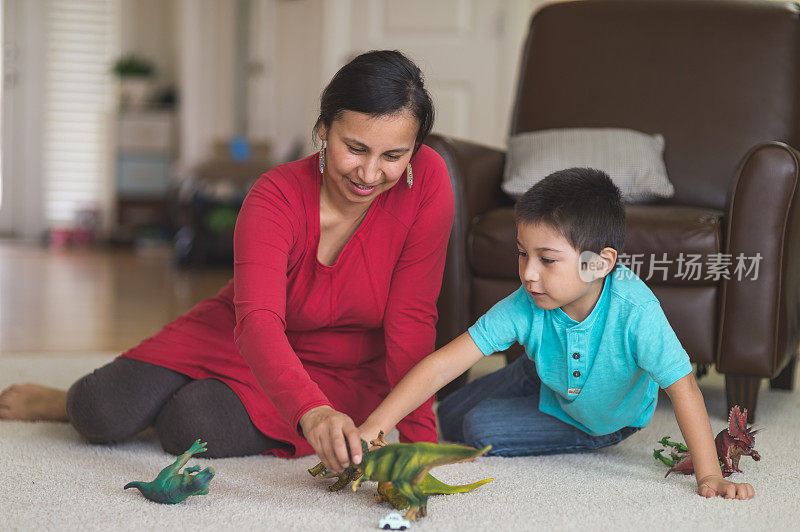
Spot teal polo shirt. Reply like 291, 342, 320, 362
467, 265, 692, 436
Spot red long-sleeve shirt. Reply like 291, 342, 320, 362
121, 145, 454, 457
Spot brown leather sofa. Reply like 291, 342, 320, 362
429, 0, 800, 422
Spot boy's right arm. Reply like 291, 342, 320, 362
310, 332, 485, 473
360, 332, 485, 440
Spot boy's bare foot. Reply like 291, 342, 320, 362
0, 383, 68, 422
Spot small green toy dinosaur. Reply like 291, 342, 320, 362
124, 439, 215, 504
309, 432, 492, 521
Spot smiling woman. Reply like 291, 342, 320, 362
0, 51, 454, 462
314, 50, 434, 265
316, 110, 419, 266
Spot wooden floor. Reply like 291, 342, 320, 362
0, 240, 232, 355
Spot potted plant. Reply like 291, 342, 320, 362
112, 54, 156, 109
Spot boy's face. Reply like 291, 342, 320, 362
516, 222, 614, 322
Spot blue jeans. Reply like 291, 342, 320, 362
437, 355, 639, 457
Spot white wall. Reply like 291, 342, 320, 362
170, 0, 549, 159
120, 0, 177, 92
246, 0, 278, 142
269, 0, 549, 153
274, 0, 325, 155
1, 0, 45, 239
176, 0, 236, 175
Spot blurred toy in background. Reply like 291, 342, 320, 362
172, 139, 272, 267
653, 406, 761, 478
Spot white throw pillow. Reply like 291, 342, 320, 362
502, 128, 674, 202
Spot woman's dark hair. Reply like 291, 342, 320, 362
315, 50, 434, 156
515, 168, 626, 265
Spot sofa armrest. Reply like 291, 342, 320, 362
425, 134, 511, 224
718, 141, 800, 377
425, 134, 510, 349
425, 134, 510, 397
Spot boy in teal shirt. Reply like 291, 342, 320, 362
307, 168, 754, 499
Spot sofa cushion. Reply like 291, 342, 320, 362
469, 205, 723, 285
501, 128, 674, 202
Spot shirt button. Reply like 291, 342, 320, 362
573, 370, 581, 378
572, 352, 580, 359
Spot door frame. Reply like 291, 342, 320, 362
1, 0, 45, 239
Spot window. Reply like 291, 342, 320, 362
42, 0, 118, 227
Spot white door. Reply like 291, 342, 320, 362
0, 0, 15, 235
325, 0, 543, 149
0, 0, 51, 239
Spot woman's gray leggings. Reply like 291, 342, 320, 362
65, 358, 284, 457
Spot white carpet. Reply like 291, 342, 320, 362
1, 353, 798, 531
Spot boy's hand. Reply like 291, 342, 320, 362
697, 475, 754, 499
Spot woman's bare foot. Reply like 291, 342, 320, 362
0, 383, 68, 421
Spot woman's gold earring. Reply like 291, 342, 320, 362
319, 140, 326, 174
407, 163, 413, 189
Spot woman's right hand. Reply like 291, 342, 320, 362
299, 405, 363, 473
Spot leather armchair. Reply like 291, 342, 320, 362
430, 0, 800, 421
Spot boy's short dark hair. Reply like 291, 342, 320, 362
514, 168, 625, 261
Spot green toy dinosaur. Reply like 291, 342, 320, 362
309, 432, 492, 521
653, 437, 689, 467
308, 461, 364, 492
124, 439, 215, 504
374, 473, 493, 511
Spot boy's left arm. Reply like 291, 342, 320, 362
665, 373, 754, 499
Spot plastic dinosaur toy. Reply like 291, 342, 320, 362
124, 439, 215, 504
309, 432, 492, 521
653, 405, 761, 478
373, 473, 493, 512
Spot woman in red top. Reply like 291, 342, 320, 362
0, 51, 454, 462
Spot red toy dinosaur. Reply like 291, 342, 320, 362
653, 406, 761, 478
